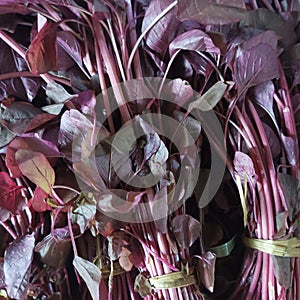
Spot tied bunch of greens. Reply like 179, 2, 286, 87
0, 0, 299, 300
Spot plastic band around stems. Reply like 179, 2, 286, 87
148, 270, 197, 289
209, 235, 237, 258
243, 236, 300, 257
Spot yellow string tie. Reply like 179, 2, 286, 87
149, 270, 197, 289
243, 236, 300, 257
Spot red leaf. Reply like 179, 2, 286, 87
30, 186, 51, 212
0, 172, 25, 215
25, 22, 57, 74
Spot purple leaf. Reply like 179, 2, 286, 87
233, 43, 279, 94
171, 215, 201, 248
272, 256, 291, 289
73, 256, 101, 300
169, 29, 220, 56
6, 134, 60, 178
194, 252, 216, 292
16, 149, 55, 194
59, 109, 94, 161
149, 186, 168, 233
26, 21, 57, 74
4, 234, 35, 300
233, 151, 255, 178
0, 171, 25, 215
280, 133, 298, 166
35, 228, 71, 269
0, 258, 5, 289
253, 81, 275, 119
163, 79, 194, 107
57, 31, 83, 67
178, 0, 246, 25
142, 0, 179, 54
278, 173, 299, 220
262, 123, 281, 158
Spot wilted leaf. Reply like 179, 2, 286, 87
26, 21, 57, 74
35, 227, 71, 268
178, 0, 246, 25
171, 215, 201, 248
118, 248, 133, 272
189, 81, 229, 112
4, 234, 35, 300
194, 252, 216, 292
15, 149, 55, 194
233, 151, 255, 178
134, 274, 152, 297
0, 172, 25, 215
73, 256, 101, 300
71, 196, 96, 233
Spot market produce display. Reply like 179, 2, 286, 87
0, 0, 299, 299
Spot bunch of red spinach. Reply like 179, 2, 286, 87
0, 0, 299, 300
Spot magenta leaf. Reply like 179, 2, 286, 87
169, 29, 220, 56
26, 21, 57, 74
4, 234, 35, 300
73, 256, 101, 300
0, 171, 25, 215
171, 215, 201, 248
142, 0, 179, 54
233, 43, 279, 94
178, 0, 246, 25
15, 149, 55, 194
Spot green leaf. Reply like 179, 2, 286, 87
15, 149, 55, 194
73, 256, 101, 300
188, 81, 230, 112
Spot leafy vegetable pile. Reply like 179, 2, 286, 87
0, 0, 299, 299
